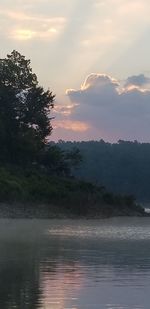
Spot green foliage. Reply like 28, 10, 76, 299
0, 50, 37, 90
0, 167, 145, 217
0, 168, 25, 201
39, 145, 82, 176
0, 50, 54, 165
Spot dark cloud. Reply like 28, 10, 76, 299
67, 74, 119, 106
125, 74, 150, 87
65, 73, 150, 141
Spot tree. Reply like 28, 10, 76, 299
0, 50, 37, 90
0, 50, 55, 164
39, 145, 82, 176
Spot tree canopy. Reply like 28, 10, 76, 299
58, 140, 150, 201
0, 50, 55, 164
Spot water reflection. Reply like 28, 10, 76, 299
0, 242, 41, 308
0, 218, 150, 308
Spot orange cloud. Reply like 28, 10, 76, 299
53, 103, 78, 116
0, 9, 66, 24
53, 120, 90, 132
10, 28, 59, 40
0, 8, 66, 41
11, 29, 36, 40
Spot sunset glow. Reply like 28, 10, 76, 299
0, 0, 150, 141
54, 120, 90, 132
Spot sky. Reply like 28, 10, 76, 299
1, 0, 150, 142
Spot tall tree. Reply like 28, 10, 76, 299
0, 50, 54, 164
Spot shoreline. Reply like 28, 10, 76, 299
0, 202, 148, 219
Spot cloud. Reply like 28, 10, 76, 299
0, 8, 66, 41
53, 120, 90, 132
53, 103, 78, 116
125, 74, 150, 87
1, 10, 66, 24
10, 27, 59, 41
11, 29, 36, 40
62, 73, 150, 141
118, 0, 150, 17
67, 74, 119, 106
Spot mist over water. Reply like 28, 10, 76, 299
1, 218, 150, 309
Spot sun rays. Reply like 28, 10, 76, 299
0, 0, 150, 140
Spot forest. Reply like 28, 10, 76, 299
57, 140, 150, 201
0, 50, 146, 217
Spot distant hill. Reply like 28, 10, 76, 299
56, 140, 150, 201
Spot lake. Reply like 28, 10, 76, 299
0, 218, 150, 309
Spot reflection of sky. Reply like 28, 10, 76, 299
1, 0, 150, 141
1, 219, 150, 308
40, 263, 82, 309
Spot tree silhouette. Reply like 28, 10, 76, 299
0, 50, 55, 164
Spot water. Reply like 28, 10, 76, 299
0, 218, 150, 309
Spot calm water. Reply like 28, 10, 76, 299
1, 218, 150, 309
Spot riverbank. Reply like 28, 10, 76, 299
0, 201, 147, 219
0, 167, 146, 218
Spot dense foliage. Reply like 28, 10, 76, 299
0, 50, 82, 176
39, 145, 82, 176
57, 140, 150, 201
0, 50, 54, 164
0, 167, 144, 218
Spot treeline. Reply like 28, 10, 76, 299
56, 140, 150, 201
